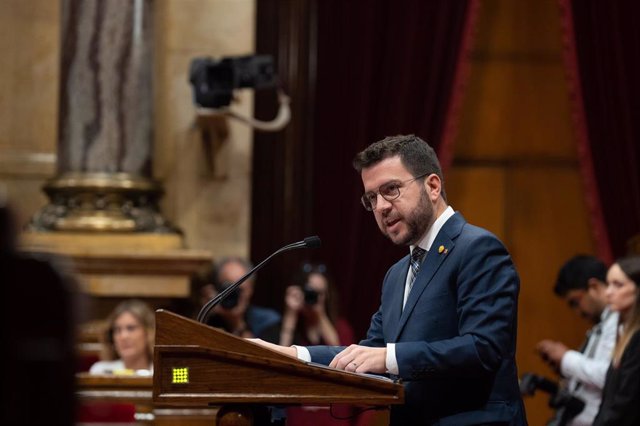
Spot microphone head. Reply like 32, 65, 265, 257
304, 235, 321, 248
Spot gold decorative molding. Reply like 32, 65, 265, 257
29, 172, 177, 233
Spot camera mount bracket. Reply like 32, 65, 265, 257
196, 89, 291, 132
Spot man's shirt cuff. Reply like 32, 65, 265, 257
293, 345, 311, 362
560, 349, 582, 377
386, 343, 399, 375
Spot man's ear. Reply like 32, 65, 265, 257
424, 174, 442, 201
587, 277, 606, 293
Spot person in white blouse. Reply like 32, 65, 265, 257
90, 299, 155, 375
537, 255, 618, 426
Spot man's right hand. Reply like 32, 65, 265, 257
248, 338, 298, 358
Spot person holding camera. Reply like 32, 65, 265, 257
592, 256, 640, 425
279, 264, 357, 426
279, 263, 353, 347
202, 257, 281, 343
536, 255, 618, 426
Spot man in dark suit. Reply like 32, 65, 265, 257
255, 135, 526, 425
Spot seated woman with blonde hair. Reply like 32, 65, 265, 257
90, 299, 155, 375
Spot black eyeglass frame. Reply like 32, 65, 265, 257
360, 172, 429, 211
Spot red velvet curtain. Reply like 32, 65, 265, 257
310, 1, 478, 335
559, 0, 640, 262
252, 1, 479, 336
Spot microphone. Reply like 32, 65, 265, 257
197, 235, 322, 323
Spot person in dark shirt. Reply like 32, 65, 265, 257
593, 256, 640, 426
202, 257, 281, 343
279, 263, 353, 347
1, 201, 76, 425
279, 263, 358, 426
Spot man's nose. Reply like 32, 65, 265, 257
374, 194, 392, 211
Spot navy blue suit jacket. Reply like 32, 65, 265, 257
308, 213, 526, 425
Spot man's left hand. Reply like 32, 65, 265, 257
329, 344, 386, 374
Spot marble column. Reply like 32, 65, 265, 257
31, 0, 174, 232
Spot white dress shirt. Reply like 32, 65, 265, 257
386, 206, 455, 374
562, 307, 618, 426
294, 206, 456, 376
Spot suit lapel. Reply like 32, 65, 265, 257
391, 213, 465, 341
388, 256, 410, 327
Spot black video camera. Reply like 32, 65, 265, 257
303, 285, 319, 306
215, 281, 240, 310
520, 373, 585, 426
189, 55, 276, 108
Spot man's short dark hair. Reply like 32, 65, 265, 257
212, 257, 254, 286
353, 134, 446, 200
554, 255, 607, 296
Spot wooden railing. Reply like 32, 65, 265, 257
76, 373, 217, 425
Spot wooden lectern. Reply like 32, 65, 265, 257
153, 310, 404, 425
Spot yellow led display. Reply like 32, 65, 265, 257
172, 367, 189, 384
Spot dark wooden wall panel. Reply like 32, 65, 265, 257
449, 0, 597, 422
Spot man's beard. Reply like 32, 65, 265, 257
384, 187, 433, 246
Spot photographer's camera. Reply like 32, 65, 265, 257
189, 55, 276, 109
215, 281, 240, 310
520, 373, 585, 426
303, 285, 319, 306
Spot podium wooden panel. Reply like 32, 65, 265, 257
153, 310, 404, 412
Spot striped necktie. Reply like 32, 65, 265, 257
409, 247, 427, 291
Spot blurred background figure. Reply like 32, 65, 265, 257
281, 264, 360, 426
280, 263, 353, 347
593, 257, 640, 425
202, 257, 281, 343
535, 255, 617, 426
1, 200, 77, 425
90, 299, 155, 375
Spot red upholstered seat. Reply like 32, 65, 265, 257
76, 402, 136, 423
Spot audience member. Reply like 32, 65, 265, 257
90, 299, 154, 375
280, 264, 357, 426
593, 256, 640, 425
536, 255, 617, 425
279, 263, 353, 347
1, 202, 77, 425
202, 257, 281, 343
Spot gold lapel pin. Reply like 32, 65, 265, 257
438, 245, 448, 254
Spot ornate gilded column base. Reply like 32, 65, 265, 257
29, 172, 178, 233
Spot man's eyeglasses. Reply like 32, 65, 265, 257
360, 173, 428, 211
